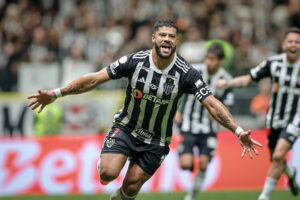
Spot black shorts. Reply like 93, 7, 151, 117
178, 131, 217, 158
101, 127, 170, 176
268, 126, 298, 151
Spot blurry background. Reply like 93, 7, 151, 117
0, 0, 299, 198
1, 0, 300, 136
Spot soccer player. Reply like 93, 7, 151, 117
28, 19, 261, 200
175, 43, 234, 200
217, 27, 300, 200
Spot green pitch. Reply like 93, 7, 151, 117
0, 190, 297, 200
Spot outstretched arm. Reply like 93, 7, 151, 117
202, 95, 262, 158
28, 67, 111, 113
217, 74, 252, 90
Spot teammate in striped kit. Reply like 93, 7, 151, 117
28, 19, 261, 200
175, 43, 234, 200
217, 27, 300, 200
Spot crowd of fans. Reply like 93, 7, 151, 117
0, 0, 299, 91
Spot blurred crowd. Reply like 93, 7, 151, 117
0, 0, 299, 91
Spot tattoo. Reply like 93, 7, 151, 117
65, 84, 85, 95
214, 102, 235, 131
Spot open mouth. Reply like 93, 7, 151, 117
160, 45, 171, 54
289, 49, 297, 54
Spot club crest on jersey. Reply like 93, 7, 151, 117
163, 83, 174, 95
106, 138, 115, 148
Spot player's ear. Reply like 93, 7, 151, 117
152, 33, 155, 43
281, 39, 286, 51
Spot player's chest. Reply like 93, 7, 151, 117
270, 63, 300, 88
129, 64, 181, 100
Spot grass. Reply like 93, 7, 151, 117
0, 190, 298, 200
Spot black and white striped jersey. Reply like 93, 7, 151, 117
180, 63, 234, 134
106, 50, 212, 146
250, 53, 300, 129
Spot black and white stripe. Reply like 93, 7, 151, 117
250, 53, 300, 129
107, 50, 212, 146
180, 63, 234, 134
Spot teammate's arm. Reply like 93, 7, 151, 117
27, 67, 110, 113
202, 95, 262, 158
217, 74, 252, 90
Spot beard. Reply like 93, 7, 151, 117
154, 42, 176, 59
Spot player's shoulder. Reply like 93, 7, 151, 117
191, 63, 206, 71
131, 49, 151, 60
267, 53, 285, 63
174, 54, 193, 73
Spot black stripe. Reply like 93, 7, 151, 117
188, 98, 196, 131
153, 74, 176, 137
167, 94, 183, 138
270, 79, 279, 127
284, 67, 293, 86
141, 72, 161, 129
198, 105, 204, 123
128, 68, 149, 126
279, 93, 288, 119
288, 95, 299, 123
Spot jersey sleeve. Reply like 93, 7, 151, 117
106, 54, 135, 79
183, 67, 212, 102
250, 60, 271, 82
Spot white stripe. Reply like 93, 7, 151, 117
181, 95, 194, 132
176, 57, 190, 71
131, 62, 144, 88
175, 61, 188, 73
175, 60, 189, 72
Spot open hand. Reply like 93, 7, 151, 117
27, 90, 57, 113
238, 130, 262, 159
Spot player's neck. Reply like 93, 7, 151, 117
286, 55, 300, 65
152, 49, 175, 70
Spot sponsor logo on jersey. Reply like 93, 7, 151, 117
195, 79, 203, 88
138, 77, 146, 83
109, 60, 119, 75
134, 127, 155, 139
149, 83, 158, 90
106, 138, 115, 148
132, 89, 170, 105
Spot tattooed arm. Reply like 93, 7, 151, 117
61, 68, 110, 96
217, 74, 252, 90
202, 95, 262, 158
27, 68, 110, 113
202, 95, 238, 132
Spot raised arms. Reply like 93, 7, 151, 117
27, 67, 111, 113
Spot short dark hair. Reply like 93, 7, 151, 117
153, 19, 178, 34
207, 43, 225, 59
284, 27, 300, 37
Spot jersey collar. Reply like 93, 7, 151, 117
149, 50, 177, 74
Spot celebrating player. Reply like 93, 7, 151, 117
217, 27, 300, 200
175, 43, 234, 200
28, 19, 261, 200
